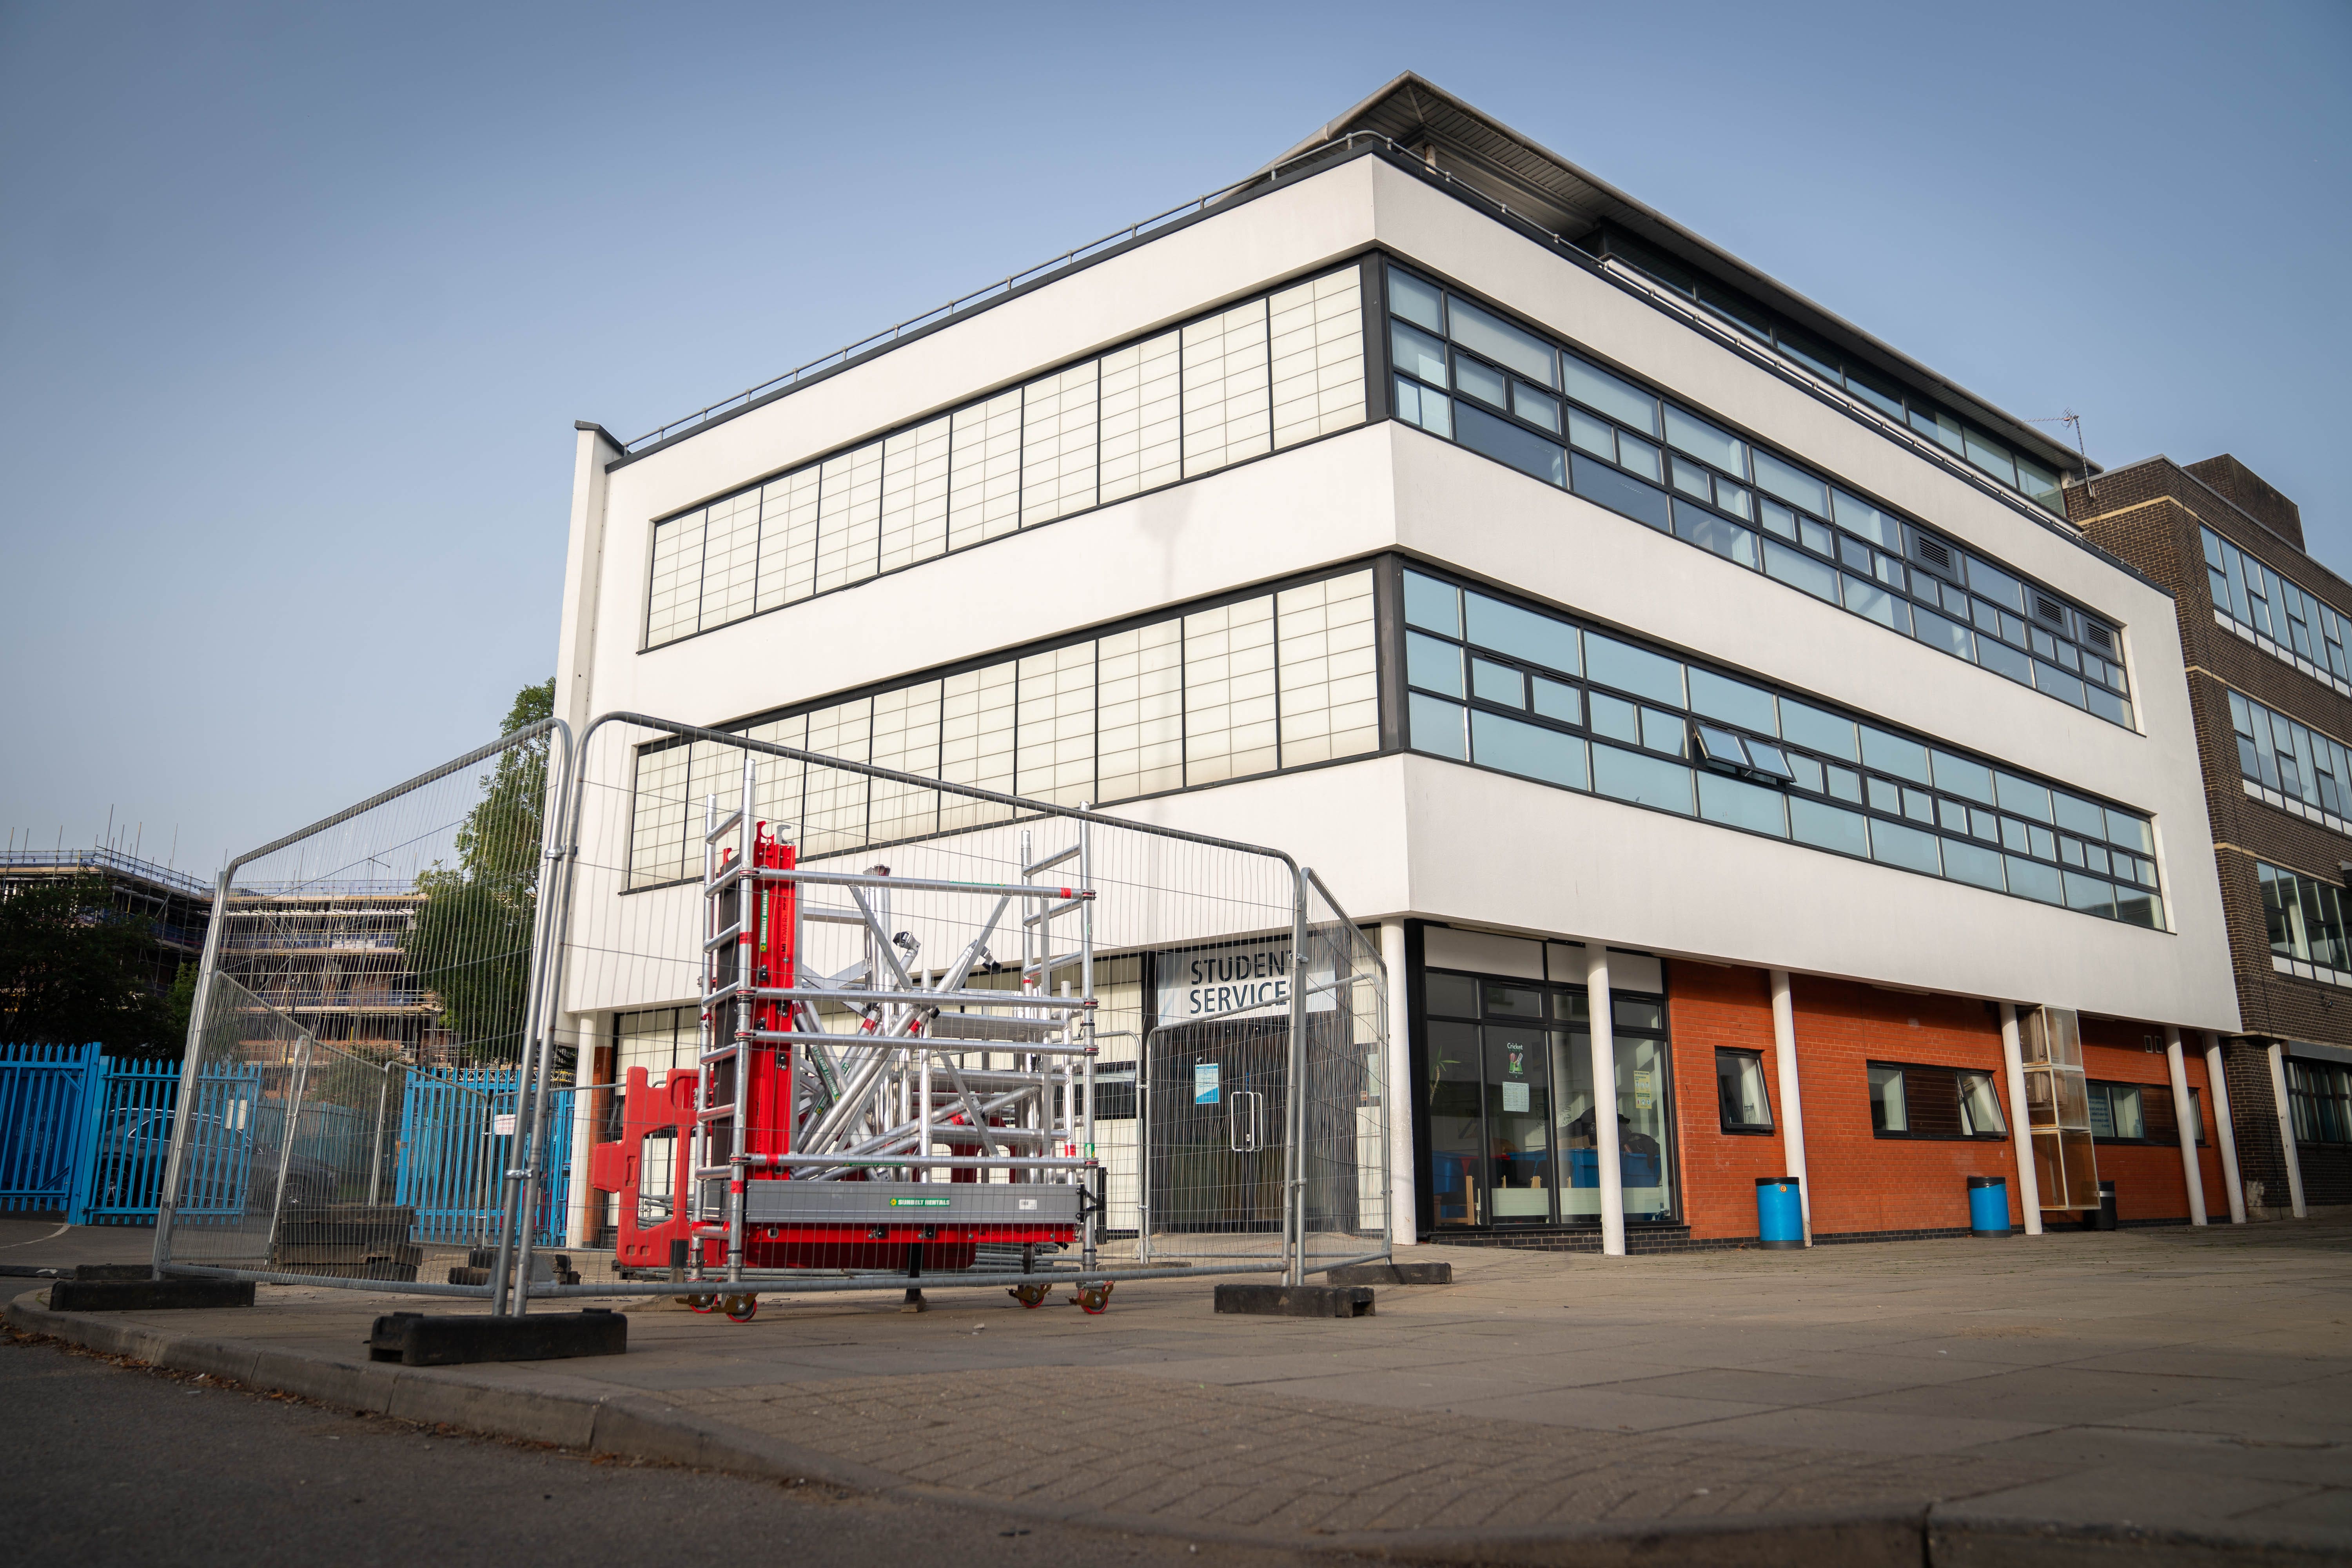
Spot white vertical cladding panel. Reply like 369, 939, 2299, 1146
1385, 430, 2233, 1031
1181, 298, 1272, 477
753, 466, 821, 614
878, 416, 951, 573
1020, 361, 1100, 527
947, 388, 1023, 551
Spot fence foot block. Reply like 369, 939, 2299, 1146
367, 1308, 627, 1366
1326, 1261, 1451, 1286
49, 1279, 255, 1312
1214, 1283, 1374, 1318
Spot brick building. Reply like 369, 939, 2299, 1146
2072, 455, 2352, 1216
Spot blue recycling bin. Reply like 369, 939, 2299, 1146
1968, 1175, 2012, 1236
1755, 1176, 1803, 1250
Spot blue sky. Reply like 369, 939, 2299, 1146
4, 0, 2347, 875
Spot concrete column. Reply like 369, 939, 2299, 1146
1767, 969, 1811, 1245
1585, 945, 1624, 1258
563, 1013, 600, 1249
2205, 1033, 2247, 1224
2267, 1043, 2308, 1218
1998, 1004, 2043, 1236
1380, 920, 1417, 1247
2163, 1026, 2207, 1226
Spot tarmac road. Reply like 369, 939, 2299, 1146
0, 1328, 1322, 1568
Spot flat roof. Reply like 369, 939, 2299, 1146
1276, 74, 2091, 478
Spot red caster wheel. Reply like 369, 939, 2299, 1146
1071, 1282, 1113, 1316
1008, 1283, 1052, 1308
724, 1294, 759, 1323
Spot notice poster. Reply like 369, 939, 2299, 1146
1194, 1062, 1221, 1104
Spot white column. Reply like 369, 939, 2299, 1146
1381, 921, 1418, 1247
1585, 944, 1624, 1258
1768, 969, 1811, 1245
2205, 1034, 2247, 1224
564, 1029, 599, 1249
2163, 1026, 2207, 1226
2267, 1043, 2308, 1218
1999, 1004, 2043, 1236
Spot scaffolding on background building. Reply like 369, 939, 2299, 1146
150, 713, 1390, 1320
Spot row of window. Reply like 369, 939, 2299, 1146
1600, 234, 2069, 517
2258, 860, 2352, 981
1718, 1051, 2199, 1146
1402, 567, 2166, 927
644, 267, 1367, 648
2290, 1059, 2352, 1146
2228, 690, 2352, 829
1385, 265, 2131, 728
2203, 527, 2352, 695
629, 570, 1377, 885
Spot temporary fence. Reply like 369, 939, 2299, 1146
153, 711, 1389, 1317
154, 718, 575, 1290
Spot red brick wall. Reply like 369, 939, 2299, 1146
2077, 1018, 2225, 1222
1668, 964, 2024, 1237
1665, 962, 1789, 1239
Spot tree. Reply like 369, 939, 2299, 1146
0, 875, 180, 1057
401, 680, 555, 1061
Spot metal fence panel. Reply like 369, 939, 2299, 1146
0, 1042, 102, 1213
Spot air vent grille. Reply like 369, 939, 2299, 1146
2033, 594, 2070, 628
2081, 621, 2115, 652
1911, 533, 1957, 579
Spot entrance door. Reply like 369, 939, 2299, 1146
1147, 1018, 1287, 1235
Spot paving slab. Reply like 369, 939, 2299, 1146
10, 1217, 2352, 1562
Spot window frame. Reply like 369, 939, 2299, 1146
1865, 1059, 2013, 1142
1714, 1047, 1776, 1135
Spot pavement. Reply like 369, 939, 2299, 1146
9, 1214, 2352, 1564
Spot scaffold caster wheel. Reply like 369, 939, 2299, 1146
1008, 1283, 1052, 1308
724, 1294, 759, 1323
1072, 1282, 1113, 1316
685, 1293, 718, 1313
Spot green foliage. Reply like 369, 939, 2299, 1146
401, 679, 554, 1061
0, 875, 180, 1057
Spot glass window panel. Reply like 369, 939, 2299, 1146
1977, 635, 2033, 684
1717, 482, 1753, 520
1869, 1065, 1909, 1132
1616, 433, 1663, 483
1745, 740, 1795, 780
1592, 743, 1694, 814
1826, 765, 1863, 804
1446, 296, 1556, 387
2051, 791, 2107, 838
1585, 633, 1686, 707
1910, 405, 1966, 453
1561, 353, 1659, 434
2007, 856, 2063, 904
1994, 771, 2052, 822
1830, 489, 1900, 550
1589, 691, 1640, 745
1671, 453, 1713, 500
1471, 657, 1526, 707
1842, 574, 1911, 633
1513, 382, 1561, 432
1758, 499, 1798, 541
2105, 809, 2153, 855
1860, 726, 1931, 784
1452, 354, 1506, 409
2060, 871, 2114, 917
2034, 660, 2089, 709
1388, 267, 1443, 332
2083, 842, 2112, 877
1472, 710, 1588, 789
1466, 592, 1581, 675
1751, 449, 1829, 516
1408, 693, 1467, 760
1964, 428, 2018, 485
1394, 376, 1452, 438
1403, 570, 1461, 636
1798, 515, 1835, 556
1688, 669, 1777, 733
2060, 835, 2087, 868
1902, 787, 1936, 825
1698, 771, 1788, 837
1789, 797, 1869, 856
1841, 364, 1908, 421
1912, 605, 1975, 661
1870, 818, 1942, 875
1971, 806, 2000, 842
1717, 1050, 1774, 1130
1763, 539, 1840, 602
1780, 700, 1857, 761
1673, 502, 1759, 568
1943, 837, 2006, 891
2028, 823, 2057, 860
1866, 776, 1904, 815
1959, 1072, 2009, 1135
1532, 677, 1581, 724
1454, 403, 1565, 486
1662, 405, 1746, 475
1567, 408, 1614, 457
1784, 753, 1825, 793
1967, 555, 2026, 612
1390, 319, 1448, 386
1929, 750, 1994, 803
1405, 630, 1464, 697
1641, 706, 1686, 756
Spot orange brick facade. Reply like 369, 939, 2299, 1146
1665, 962, 2216, 1239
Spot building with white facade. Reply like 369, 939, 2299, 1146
553, 76, 2244, 1252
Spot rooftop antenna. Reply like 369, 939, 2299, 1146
2027, 410, 2094, 506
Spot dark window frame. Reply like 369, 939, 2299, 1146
1864, 1059, 2011, 1142
1714, 1047, 1775, 1135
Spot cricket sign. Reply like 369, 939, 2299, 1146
1156, 936, 1337, 1023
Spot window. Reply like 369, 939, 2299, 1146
1400, 564, 2164, 926
2287, 1060, 2352, 1145
644, 266, 1365, 648
1716, 1049, 1773, 1132
2259, 861, 2352, 979
1383, 261, 2131, 728
2227, 689, 2352, 826
1869, 1062, 2009, 1140
2204, 527, 2352, 694
628, 568, 1376, 884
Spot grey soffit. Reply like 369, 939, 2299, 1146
2286, 1039, 2352, 1066
1276, 73, 2087, 477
